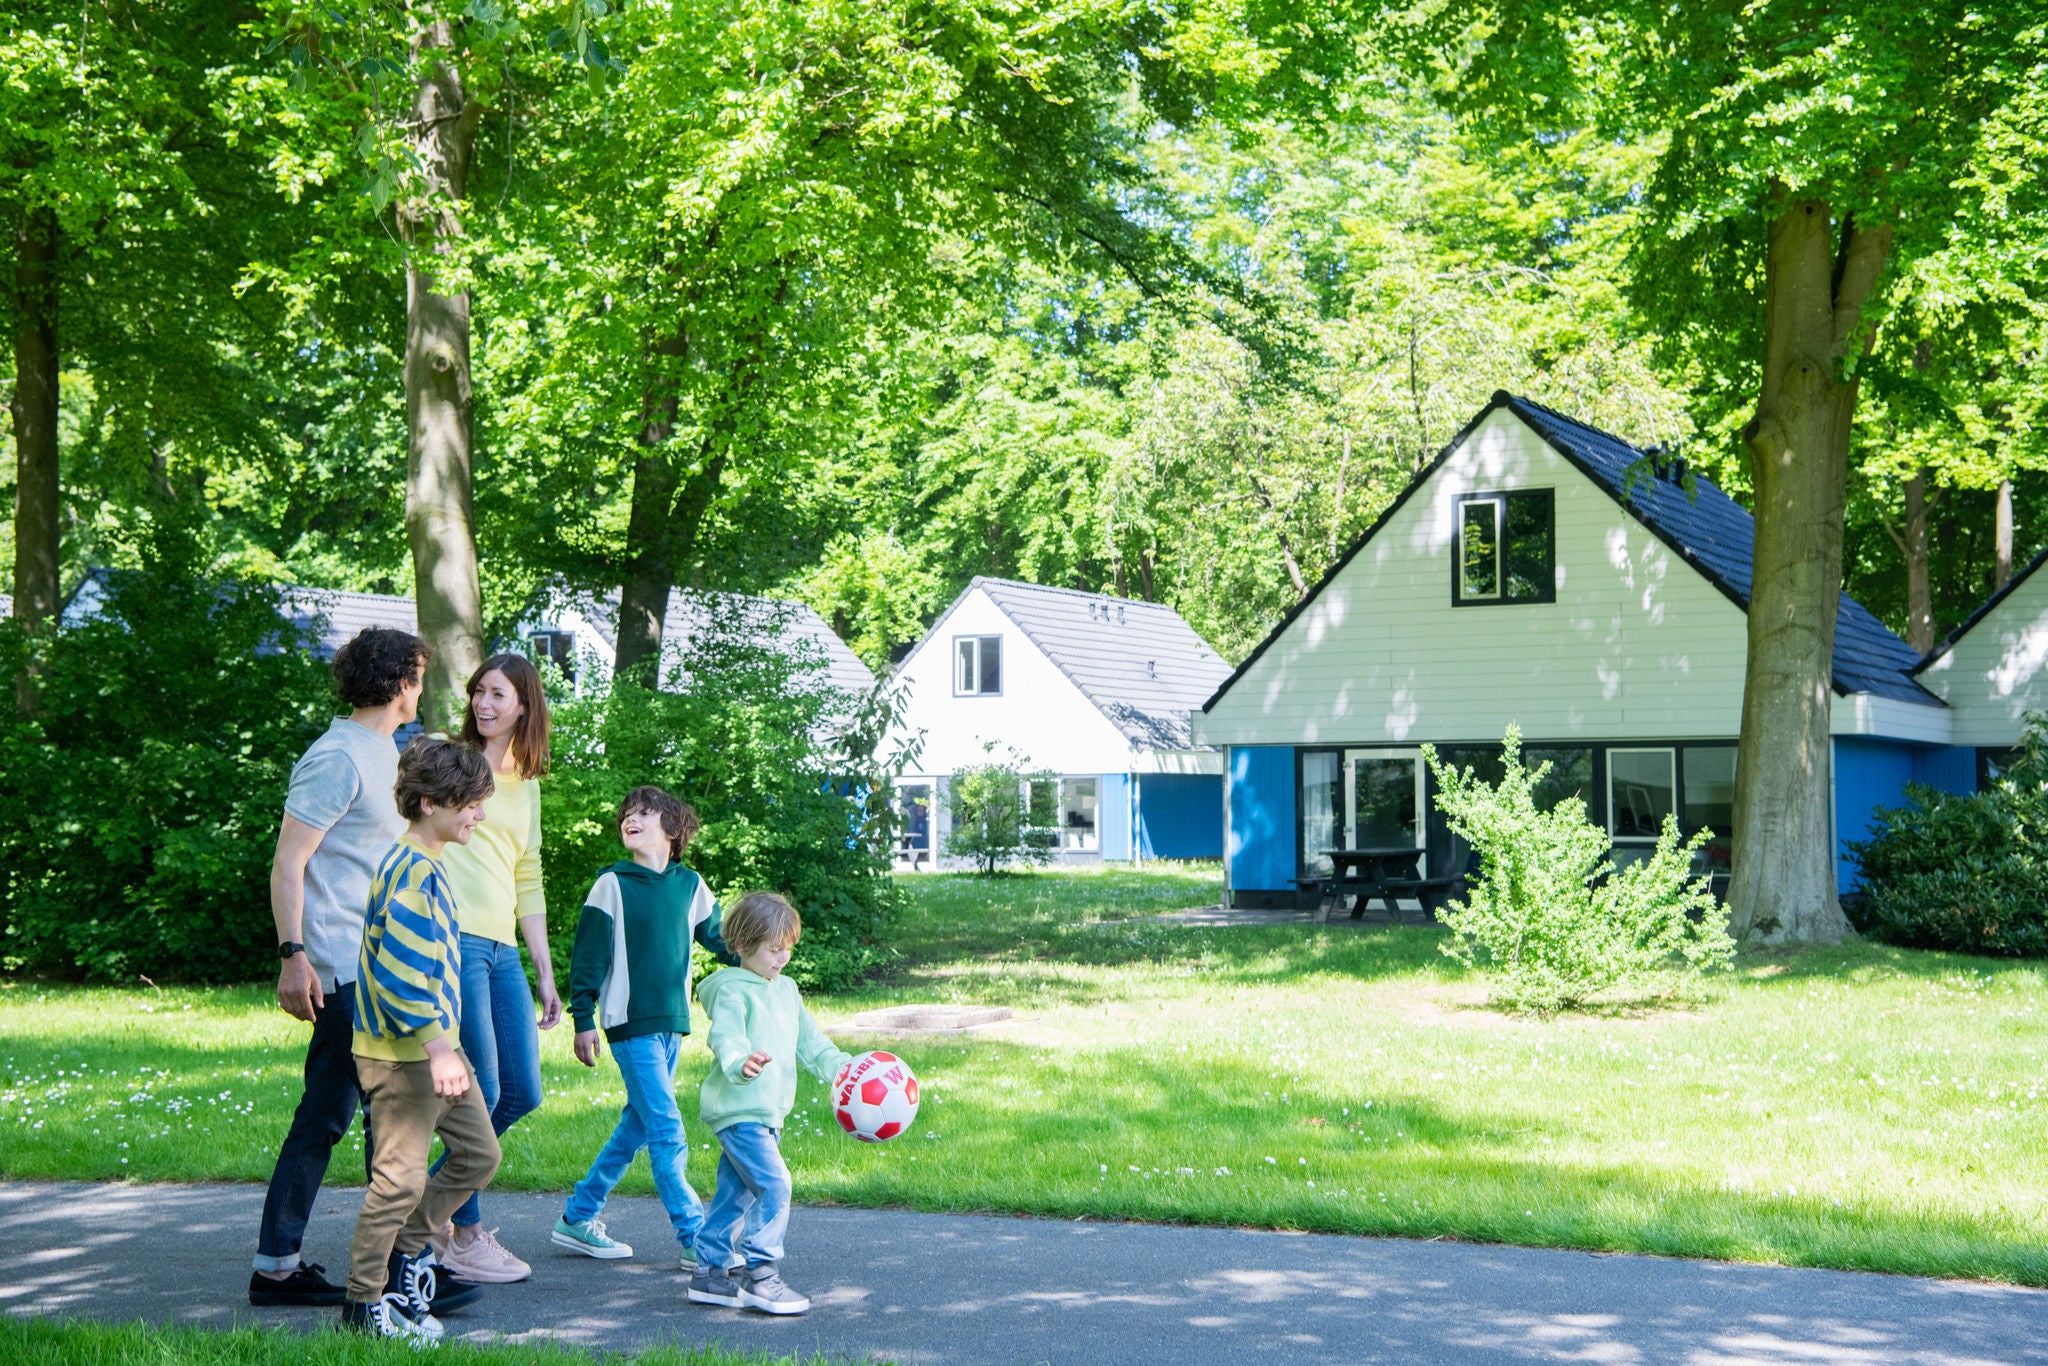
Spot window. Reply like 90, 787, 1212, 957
1298, 751, 1342, 876
1681, 746, 1736, 874
1608, 748, 1676, 841
897, 783, 933, 859
1062, 777, 1099, 851
1453, 490, 1555, 605
530, 630, 576, 683
953, 634, 1002, 695
1433, 744, 1592, 818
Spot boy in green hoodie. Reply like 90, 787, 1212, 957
687, 892, 853, 1316
553, 787, 738, 1266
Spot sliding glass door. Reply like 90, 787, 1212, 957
1343, 749, 1426, 853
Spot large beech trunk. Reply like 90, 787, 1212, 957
401, 19, 484, 727
614, 430, 729, 682
11, 207, 59, 641
1727, 194, 1891, 944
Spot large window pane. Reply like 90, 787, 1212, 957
1503, 491, 1554, 600
1299, 751, 1340, 875
898, 784, 932, 855
1460, 500, 1500, 599
1063, 777, 1098, 851
1353, 757, 1420, 848
1682, 746, 1735, 873
1526, 747, 1594, 819
955, 638, 978, 693
1434, 746, 1507, 788
978, 635, 1002, 693
1608, 749, 1676, 840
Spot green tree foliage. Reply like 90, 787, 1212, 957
1425, 728, 1734, 1015
0, 515, 332, 980
540, 598, 898, 990
943, 754, 1058, 875
1848, 718, 2048, 958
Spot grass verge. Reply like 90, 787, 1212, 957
5, 863, 2048, 1285
0, 1317, 814, 1364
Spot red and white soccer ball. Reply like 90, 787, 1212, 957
832, 1050, 920, 1143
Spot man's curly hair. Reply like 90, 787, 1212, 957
332, 627, 429, 709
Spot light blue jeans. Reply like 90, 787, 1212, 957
698, 1121, 791, 1270
440, 933, 543, 1228
563, 1032, 705, 1250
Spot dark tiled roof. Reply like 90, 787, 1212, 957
60, 569, 415, 659
576, 589, 875, 697
1204, 392, 1936, 713
972, 577, 1232, 750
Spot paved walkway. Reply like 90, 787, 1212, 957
3, 1181, 2044, 1364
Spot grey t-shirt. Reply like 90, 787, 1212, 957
283, 717, 405, 990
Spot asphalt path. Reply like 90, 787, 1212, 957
2, 1180, 2045, 1364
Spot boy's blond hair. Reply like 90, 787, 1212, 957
722, 891, 801, 955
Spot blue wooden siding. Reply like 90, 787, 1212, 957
1834, 739, 1977, 889
1228, 746, 1296, 894
1099, 773, 1133, 860
1136, 774, 1224, 859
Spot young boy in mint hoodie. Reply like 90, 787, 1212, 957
554, 787, 738, 1266
688, 891, 853, 1316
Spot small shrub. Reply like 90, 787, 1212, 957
1848, 720, 2048, 956
943, 750, 1057, 874
0, 516, 333, 981
1424, 725, 1733, 1014
542, 598, 901, 992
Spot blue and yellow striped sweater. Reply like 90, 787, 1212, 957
352, 836, 463, 1063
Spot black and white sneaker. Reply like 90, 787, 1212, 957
249, 1261, 345, 1306
341, 1293, 439, 1345
383, 1250, 451, 1337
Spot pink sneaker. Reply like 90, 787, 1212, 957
430, 1226, 532, 1284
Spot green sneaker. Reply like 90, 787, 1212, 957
550, 1216, 633, 1260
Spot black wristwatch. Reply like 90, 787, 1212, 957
278, 941, 305, 961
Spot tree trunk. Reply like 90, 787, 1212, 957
11, 206, 59, 713
615, 428, 731, 682
1726, 194, 1891, 944
1994, 479, 2014, 591
401, 18, 484, 728
11, 207, 59, 632
1902, 469, 1932, 653
1248, 471, 1308, 598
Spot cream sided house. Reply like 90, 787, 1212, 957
885, 577, 1232, 867
1193, 392, 1987, 909
1912, 547, 2048, 778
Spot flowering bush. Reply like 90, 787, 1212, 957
1424, 726, 1734, 1014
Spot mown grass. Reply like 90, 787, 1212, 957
6, 862, 2048, 1285
0, 1316, 818, 1365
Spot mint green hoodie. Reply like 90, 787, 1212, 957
697, 966, 854, 1134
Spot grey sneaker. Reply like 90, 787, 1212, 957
551, 1215, 633, 1260
739, 1264, 810, 1315
687, 1263, 743, 1308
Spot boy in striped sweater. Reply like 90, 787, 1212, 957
553, 787, 738, 1267
343, 737, 502, 1343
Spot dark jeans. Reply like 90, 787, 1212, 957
253, 980, 373, 1272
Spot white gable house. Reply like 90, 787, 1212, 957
1194, 393, 1968, 908
1913, 548, 2048, 772
887, 577, 1232, 866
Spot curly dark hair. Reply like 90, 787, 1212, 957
393, 736, 495, 822
617, 785, 700, 862
332, 627, 429, 709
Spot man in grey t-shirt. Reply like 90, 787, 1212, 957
250, 627, 425, 1306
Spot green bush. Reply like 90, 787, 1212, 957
942, 750, 1057, 874
541, 600, 901, 992
1847, 722, 2048, 956
0, 519, 333, 981
1424, 726, 1733, 1014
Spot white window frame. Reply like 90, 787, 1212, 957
1607, 747, 1677, 843
1342, 747, 1427, 854
1458, 496, 1504, 601
953, 634, 1003, 696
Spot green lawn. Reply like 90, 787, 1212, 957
0, 1316, 812, 1365
5, 862, 2048, 1286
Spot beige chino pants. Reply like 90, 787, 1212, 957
346, 1052, 502, 1303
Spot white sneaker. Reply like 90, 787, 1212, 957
431, 1225, 532, 1284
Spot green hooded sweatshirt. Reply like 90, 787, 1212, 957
568, 860, 736, 1043
697, 966, 853, 1134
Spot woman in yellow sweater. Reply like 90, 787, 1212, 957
430, 652, 563, 1283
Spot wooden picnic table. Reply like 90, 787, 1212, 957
1316, 847, 1427, 923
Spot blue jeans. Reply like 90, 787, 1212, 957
254, 981, 372, 1271
698, 1122, 791, 1271
434, 933, 542, 1228
563, 1032, 705, 1249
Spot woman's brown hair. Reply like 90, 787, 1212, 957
460, 653, 552, 780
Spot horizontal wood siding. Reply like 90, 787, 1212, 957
1917, 573, 2048, 747
1197, 410, 1751, 747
